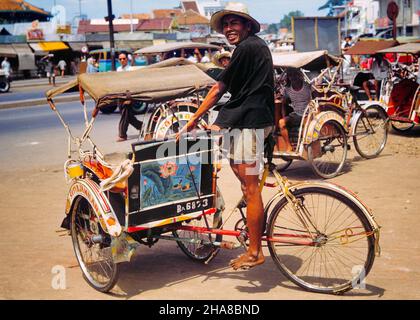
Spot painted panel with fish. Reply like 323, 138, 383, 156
140, 156, 202, 210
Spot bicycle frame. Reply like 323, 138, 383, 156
159, 162, 381, 257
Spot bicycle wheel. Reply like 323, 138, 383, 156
353, 105, 388, 159
267, 186, 376, 294
308, 120, 347, 179
391, 121, 415, 133
71, 196, 119, 293
173, 210, 223, 262
152, 103, 208, 139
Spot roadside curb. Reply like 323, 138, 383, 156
10, 78, 76, 89
0, 94, 88, 110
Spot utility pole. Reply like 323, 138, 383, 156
402, 0, 407, 37
130, 0, 134, 33
106, 0, 116, 71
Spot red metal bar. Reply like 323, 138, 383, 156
263, 237, 315, 246
177, 225, 241, 237
127, 208, 217, 234
389, 116, 415, 123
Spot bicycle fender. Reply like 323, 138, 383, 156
65, 178, 122, 237
304, 111, 347, 145
349, 110, 363, 137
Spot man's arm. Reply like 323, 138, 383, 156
176, 81, 227, 138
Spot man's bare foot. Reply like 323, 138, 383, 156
229, 251, 265, 270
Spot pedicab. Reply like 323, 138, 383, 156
273, 50, 389, 178
47, 63, 381, 295
378, 43, 420, 132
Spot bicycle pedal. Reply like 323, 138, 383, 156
237, 198, 247, 209
204, 248, 220, 265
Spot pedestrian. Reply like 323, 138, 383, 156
342, 36, 353, 75
177, 3, 274, 270
42, 54, 56, 86
70, 59, 78, 75
116, 52, 143, 142
116, 52, 132, 72
86, 57, 98, 73
1, 57, 11, 79
57, 59, 67, 77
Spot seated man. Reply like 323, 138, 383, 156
362, 54, 389, 101
278, 67, 312, 152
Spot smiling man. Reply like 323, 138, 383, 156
177, 3, 275, 270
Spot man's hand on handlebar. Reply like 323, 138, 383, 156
175, 118, 199, 142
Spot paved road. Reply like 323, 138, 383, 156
0, 101, 420, 299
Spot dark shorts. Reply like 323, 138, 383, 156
286, 112, 303, 129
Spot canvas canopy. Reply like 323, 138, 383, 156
136, 41, 219, 55
46, 64, 216, 109
271, 50, 340, 70
345, 40, 398, 55
378, 43, 420, 54
144, 57, 219, 72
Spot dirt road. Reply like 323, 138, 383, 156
0, 127, 419, 300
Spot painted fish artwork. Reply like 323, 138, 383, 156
140, 156, 202, 210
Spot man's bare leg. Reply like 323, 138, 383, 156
229, 162, 265, 270
363, 81, 373, 100
375, 80, 381, 101
279, 118, 293, 152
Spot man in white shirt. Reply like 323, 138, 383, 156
116, 53, 142, 142
117, 53, 132, 72
57, 59, 67, 77
1, 57, 11, 77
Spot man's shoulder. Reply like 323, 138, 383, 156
239, 35, 267, 49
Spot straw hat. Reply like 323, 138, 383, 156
210, 2, 260, 35
212, 51, 232, 67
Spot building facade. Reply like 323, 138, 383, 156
376, 0, 420, 37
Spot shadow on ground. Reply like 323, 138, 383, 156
105, 241, 385, 299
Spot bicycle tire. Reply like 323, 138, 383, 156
353, 105, 388, 159
308, 120, 347, 179
173, 210, 223, 262
71, 196, 119, 293
391, 121, 415, 133
267, 186, 376, 294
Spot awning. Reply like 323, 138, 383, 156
0, 44, 17, 57
12, 43, 33, 54
11, 44, 36, 70
378, 43, 420, 55
29, 41, 69, 53
345, 40, 399, 55
115, 41, 152, 50
67, 42, 88, 52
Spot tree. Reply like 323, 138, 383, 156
267, 23, 279, 34
279, 10, 304, 30
318, 0, 346, 16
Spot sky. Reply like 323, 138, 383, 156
29, 0, 329, 24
